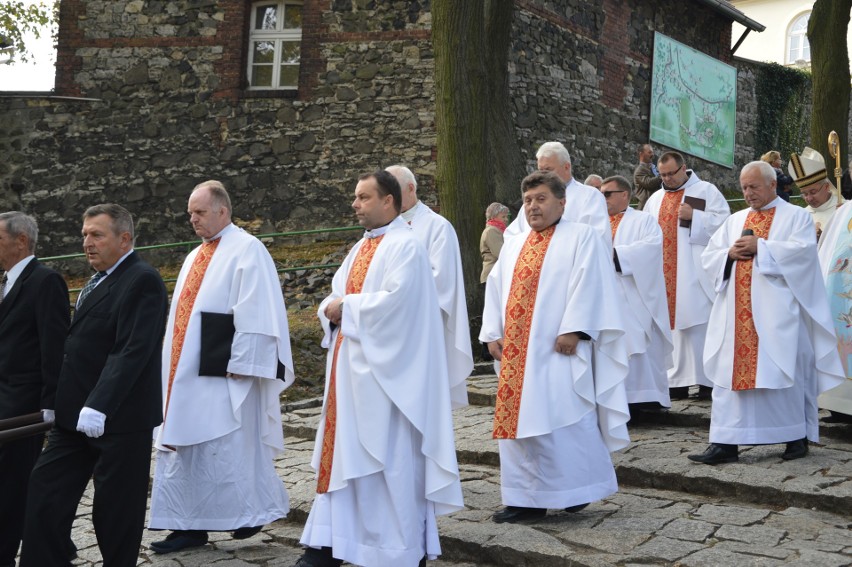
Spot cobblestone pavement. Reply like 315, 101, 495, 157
32, 371, 852, 566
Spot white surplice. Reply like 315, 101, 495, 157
300, 217, 462, 567
808, 191, 840, 235
702, 199, 844, 444
612, 208, 673, 406
816, 199, 852, 415
504, 178, 611, 248
407, 202, 473, 409
644, 171, 730, 388
149, 223, 295, 530
480, 220, 630, 509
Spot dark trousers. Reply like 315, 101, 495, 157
20, 426, 153, 567
0, 383, 43, 566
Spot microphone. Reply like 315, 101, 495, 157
742, 229, 754, 236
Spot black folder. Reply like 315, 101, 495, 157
199, 311, 287, 380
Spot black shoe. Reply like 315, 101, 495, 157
564, 503, 589, 513
294, 546, 343, 567
782, 437, 808, 460
695, 385, 713, 400
492, 506, 546, 523
669, 387, 689, 400
233, 525, 263, 539
688, 443, 738, 465
419, 556, 426, 567
822, 410, 852, 424
150, 530, 209, 554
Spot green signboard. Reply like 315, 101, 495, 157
650, 33, 737, 168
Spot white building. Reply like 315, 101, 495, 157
730, 1, 852, 68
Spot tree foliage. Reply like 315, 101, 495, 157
0, 1, 55, 64
807, 0, 852, 178
754, 63, 811, 162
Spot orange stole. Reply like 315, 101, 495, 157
658, 190, 684, 329
732, 208, 776, 391
493, 224, 555, 439
164, 238, 220, 421
610, 212, 625, 242
317, 235, 384, 494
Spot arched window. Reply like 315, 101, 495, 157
787, 12, 811, 64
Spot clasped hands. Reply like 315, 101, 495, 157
488, 332, 580, 361
325, 297, 344, 326
728, 235, 758, 261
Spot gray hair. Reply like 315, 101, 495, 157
485, 202, 509, 220
602, 175, 634, 199
741, 161, 776, 186
584, 174, 603, 186
193, 180, 232, 215
385, 165, 417, 193
535, 141, 571, 165
0, 211, 38, 254
82, 203, 135, 241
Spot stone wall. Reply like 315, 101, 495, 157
0, 0, 819, 259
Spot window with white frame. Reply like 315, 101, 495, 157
787, 12, 811, 64
248, 1, 302, 90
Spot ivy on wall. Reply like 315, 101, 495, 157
755, 62, 812, 163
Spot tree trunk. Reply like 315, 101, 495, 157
485, 1, 525, 206
808, 0, 852, 180
433, 0, 518, 336
433, 1, 490, 321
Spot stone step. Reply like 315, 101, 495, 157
283, 401, 852, 518
273, 438, 852, 566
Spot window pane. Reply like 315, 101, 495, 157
280, 64, 299, 87
255, 5, 278, 30
284, 4, 302, 29
253, 41, 276, 64
252, 65, 273, 87
792, 14, 809, 32
803, 42, 811, 61
281, 41, 300, 64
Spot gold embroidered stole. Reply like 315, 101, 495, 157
493, 224, 555, 439
659, 190, 684, 329
317, 235, 384, 493
164, 238, 221, 421
610, 212, 625, 242
732, 208, 776, 391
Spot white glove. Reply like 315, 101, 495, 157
76, 407, 106, 438
42, 409, 55, 423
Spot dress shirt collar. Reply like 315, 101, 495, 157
2, 255, 35, 297
401, 201, 421, 223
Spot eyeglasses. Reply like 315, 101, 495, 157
602, 190, 627, 199
658, 164, 684, 179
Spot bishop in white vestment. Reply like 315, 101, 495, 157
644, 151, 730, 398
297, 172, 462, 567
387, 165, 473, 409
689, 162, 844, 465
816, 199, 852, 420
481, 171, 629, 524
149, 182, 294, 552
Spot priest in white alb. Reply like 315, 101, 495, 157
689, 161, 844, 465
148, 181, 295, 553
503, 141, 610, 247
481, 170, 629, 524
385, 165, 473, 409
644, 151, 730, 401
295, 171, 462, 567
601, 175, 672, 410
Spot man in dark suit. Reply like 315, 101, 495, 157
20, 204, 168, 567
0, 212, 69, 567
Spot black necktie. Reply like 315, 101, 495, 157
0, 273, 6, 305
77, 271, 107, 308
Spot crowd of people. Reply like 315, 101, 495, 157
1, 140, 851, 567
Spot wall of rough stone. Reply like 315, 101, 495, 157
0, 0, 823, 260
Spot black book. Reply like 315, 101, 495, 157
199, 311, 287, 380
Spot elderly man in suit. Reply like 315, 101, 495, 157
0, 212, 69, 567
20, 204, 168, 567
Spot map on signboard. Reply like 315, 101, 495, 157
650, 33, 737, 168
